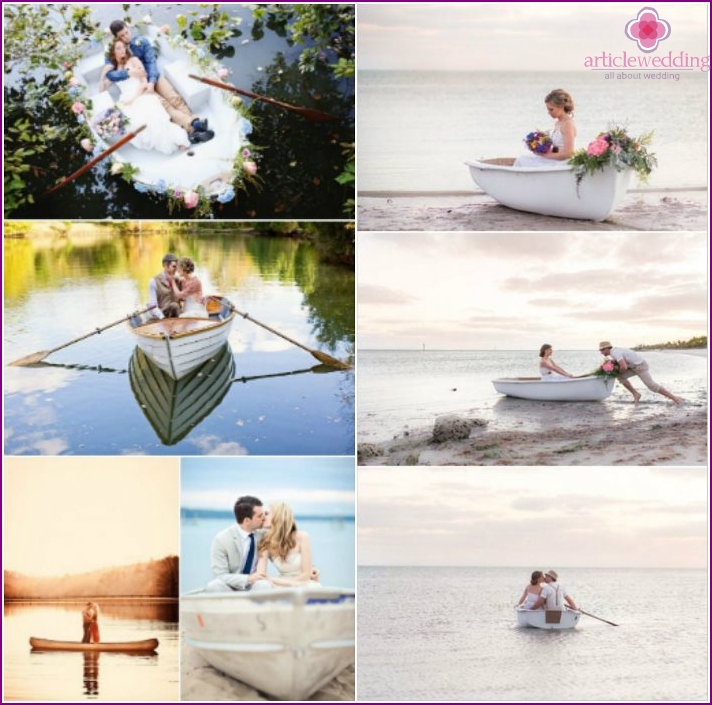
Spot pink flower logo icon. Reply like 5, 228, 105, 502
625, 7, 671, 53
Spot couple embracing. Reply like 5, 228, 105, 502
518, 570, 577, 611
207, 495, 319, 592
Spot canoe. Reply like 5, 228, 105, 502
73, 25, 251, 200
30, 637, 158, 653
181, 587, 355, 700
492, 375, 615, 401
465, 158, 633, 221
515, 608, 581, 630
129, 342, 235, 445
127, 296, 236, 380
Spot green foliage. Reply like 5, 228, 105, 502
633, 336, 707, 350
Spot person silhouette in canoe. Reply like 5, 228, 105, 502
100, 20, 214, 144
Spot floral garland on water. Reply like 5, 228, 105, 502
568, 126, 657, 186
67, 15, 259, 215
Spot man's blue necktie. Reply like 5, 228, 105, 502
242, 533, 255, 574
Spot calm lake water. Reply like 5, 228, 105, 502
7, 3, 354, 219
3, 229, 354, 455
358, 566, 709, 702
180, 515, 355, 593
358, 349, 708, 443
358, 70, 708, 192
3, 601, 178, 701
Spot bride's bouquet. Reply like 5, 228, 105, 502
524, 130, 553, 154
593, 359, 620, 378
92, 107, 130, 143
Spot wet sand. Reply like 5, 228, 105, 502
358, 402, 707, 467
357, 188, 708, 231
181, 640, 355, 701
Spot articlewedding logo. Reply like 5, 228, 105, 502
624, 7, 671, 53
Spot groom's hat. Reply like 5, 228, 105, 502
598, 341, 612, 351
545, 570, 558, 580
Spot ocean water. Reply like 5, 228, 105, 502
358, 71, 708, 192
357, 349, 708, 443
357, 566, 709, 702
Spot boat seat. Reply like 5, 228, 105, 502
75, 52, 107, 88
163, 60, 210, 113
90, 90, 116, 116
545, 611, 563, 624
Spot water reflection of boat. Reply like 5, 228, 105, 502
127, 296, 236, 380
30, 637, 158, 653
129, 342, 235, 445
182, 587, 355, 700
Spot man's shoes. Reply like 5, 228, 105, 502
188, 129, 215, 144
191, 118, 209, 132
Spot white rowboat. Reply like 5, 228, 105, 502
515, 608, 581, 630
181, 587, 355, 701
492, 376, 615, 401
127, 296, 236, 380
30, 637, 158, 652
465, 158, 633, 221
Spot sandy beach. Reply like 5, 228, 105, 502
358, 401, 707, 467
181, 640, 355, 701
357, 188, 708, 231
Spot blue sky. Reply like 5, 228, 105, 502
181, 457, 355, 516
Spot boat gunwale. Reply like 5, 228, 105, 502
129, 311, 236, 341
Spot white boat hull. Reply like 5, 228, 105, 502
492, 376, 615, 401
181, 587, 355, 701
516, 608, 581, 630
73, 26, 249, 198
128, 297, 235, 380
465, 158, 633, 221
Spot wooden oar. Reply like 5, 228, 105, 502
577, 608, 619, 626
211, 297, 351, 369
9, 305, 156, 367
188, 74, 339, 123
41, 124, 147, 198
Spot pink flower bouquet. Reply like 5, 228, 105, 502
92, 107, 129, 143
594, 359, 620, 378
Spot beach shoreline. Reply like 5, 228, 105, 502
357, 188, 708, 231
358, 402, 707, 467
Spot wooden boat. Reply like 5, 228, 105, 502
465, 158, 633, 221
30, 637, 158, 653
129, 342, 235, 445
492, 375, 615, 401
515, 608, 581, 630
127, 296, 236, 380
181, 587, 355, 700
73, 25, 251, 200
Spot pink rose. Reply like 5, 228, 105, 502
158, 24, 170, 34
243, 161, 257, 176
80, 138, 94, 152
71, 102, 86, 114
586, 137, 609, 157
69, 77, 79, 87
602, 361, 615, 372
218, 67, 229, 80
184, 190, 199, 208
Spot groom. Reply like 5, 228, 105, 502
102, 20, 215, 144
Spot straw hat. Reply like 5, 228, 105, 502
545, 570, 558, 580
598, 341, 612, 351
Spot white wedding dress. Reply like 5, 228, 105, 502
272, 551, 321, 586
180, 297, 208, 318
118, 78, 190, 155
540, 365, 569, 382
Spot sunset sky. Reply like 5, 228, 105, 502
358, 467, 707, 568
358, 3, 709, 71
357, 231, 707, 350
4, 457, 179, 576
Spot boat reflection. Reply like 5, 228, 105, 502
129, 342, 235, 446
83, 652, 99, 696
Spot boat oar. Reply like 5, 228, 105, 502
577, 608, 619, 626
41, 124, 148, 198
9, 305, 156, 367
188, 74, 340, 123
211, 298, 351, 370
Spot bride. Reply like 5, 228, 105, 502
539, 343, 573, 382
171, 257, 208, 317
105, 40, 190, 155
256, 502, 319, 587
517, 571, 545, 609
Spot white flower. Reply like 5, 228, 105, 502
142, 15, 152, 25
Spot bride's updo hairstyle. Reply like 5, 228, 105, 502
258, 502, 298, 561
545, 89, 575, 116
539, 344, 552, 358
178, 257, 196, 274
530, 570, 544, 585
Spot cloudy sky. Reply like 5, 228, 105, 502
357, 231, 706, 350
181, 456, 355, 517
5, 457, 179, 576
358, 3, 710, 71
359, 467, 707, 568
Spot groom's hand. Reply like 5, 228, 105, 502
310, 567, 320, 582
146, 82, 156, 94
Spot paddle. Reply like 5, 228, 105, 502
41, 124, 147, 198
188, 74, 340, 123
210, 297, 351, 370
9, 305, 156, 367
577, 608, 619, 626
